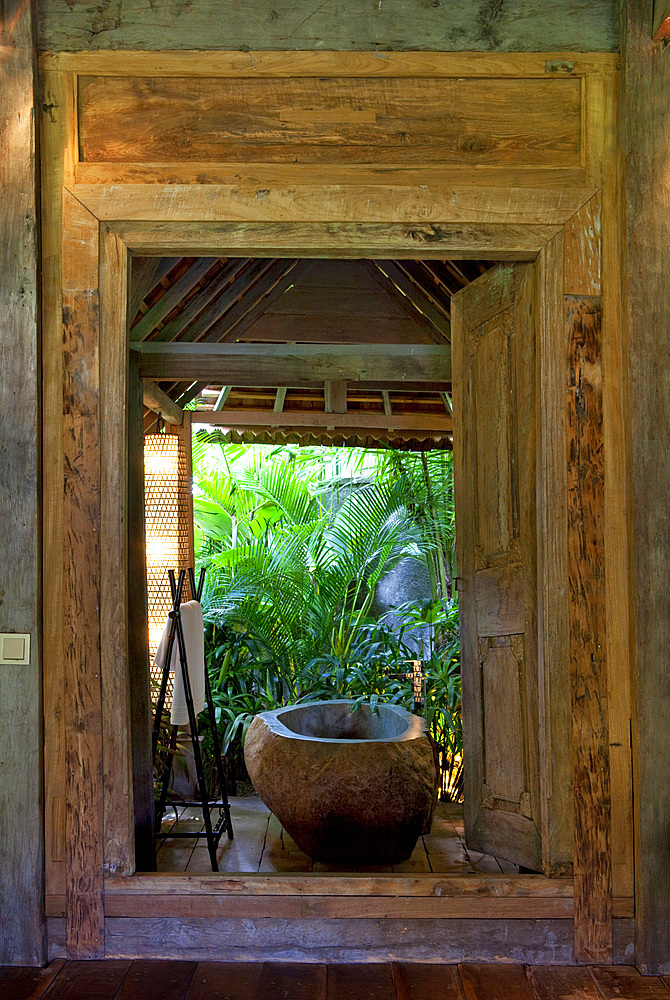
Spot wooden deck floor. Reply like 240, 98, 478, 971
156, 798, 519, 875
2, 961, 667, 999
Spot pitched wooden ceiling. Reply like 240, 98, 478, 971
132, 255, 491, 450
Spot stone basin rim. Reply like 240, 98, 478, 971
256, 699, 428, 744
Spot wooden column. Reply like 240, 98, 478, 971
623, 0, 670, 975
62, 192, 105, 959
0, 0, 45, 966
564, 197, 612, 964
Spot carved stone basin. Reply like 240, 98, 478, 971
244, 699, 438, 864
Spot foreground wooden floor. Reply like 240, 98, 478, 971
2, 962, 668, 999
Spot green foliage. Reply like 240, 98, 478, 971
192, 437, 463, 798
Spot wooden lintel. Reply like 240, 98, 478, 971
191, 409, 451, 433
131, 342, 451, 385
141, 380, 183, 425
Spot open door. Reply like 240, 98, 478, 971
452, 262, 568, 875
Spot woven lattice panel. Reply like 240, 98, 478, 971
144, 432, 191, 708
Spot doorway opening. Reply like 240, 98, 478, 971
130, 253, 544, 879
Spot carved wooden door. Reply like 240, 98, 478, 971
452, 262, 552, 873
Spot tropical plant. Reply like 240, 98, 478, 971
191, 436, 463, 799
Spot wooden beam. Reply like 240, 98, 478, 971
142, 380, 184, 425
130, 256, 217, 339
213, 386, 231, 411
0, 0, 45, 964
274, 388, 287, 413
440, 391, 453, 415
369, 260, 451, 340
624, 0, 670, 975
202, 260, 301, 344
129, 257, 179, 320
150, 258, 250, 343
151, 258, 270, 344
131, 343, 452, 385
382, 391, 392, 417
129, 257, 160, 320
325, 380, 347, 414
191, 409, 452, 432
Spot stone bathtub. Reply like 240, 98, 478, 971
244, 699, 438, 864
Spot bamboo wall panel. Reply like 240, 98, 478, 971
77, 75, 582, 168
36, 0, 619, 53
0, 0, 44, 965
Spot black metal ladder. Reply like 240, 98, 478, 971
152, 567, 233, 871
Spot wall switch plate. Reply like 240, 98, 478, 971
0, 633, 31, 664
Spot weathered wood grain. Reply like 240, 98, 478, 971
77, 74, 582, 169
113, 220, 561, 259
69, 182, 597, 227
527, 965, 602, 999
133, 342, 452, 385
535, 232, 574, 877
99, 226, 135, 876
114, 960, 197, 1000
41, 65, 71, 904
393, 963, 464, 1000
623, 0, 670, 977
185, 962, 263, 1000
100, 917, 578, 963
0, 0, 45, 967
36, 2, 619, 53
104, 872, 574, 897
142, 381, 183, 425
459, 963, 536, 1000
62, 289, 105, 959
566, 293, 611, 963
589, 965, 670, 998
187, 409, 452, 433
102, 893, 574, 920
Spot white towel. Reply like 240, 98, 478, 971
153, 600, 206, 726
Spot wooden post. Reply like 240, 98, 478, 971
62, 192, 105, 959
0, 0, 45, 966
623, 0, 670, 975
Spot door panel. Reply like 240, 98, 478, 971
452, 262, 545, 872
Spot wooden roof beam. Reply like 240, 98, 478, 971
129, 256, 179, 322
213, 386, 232, 410
274, 388, 287, 413
132, 342, 452, 385
367, 260, 451, 341
142, 380, 184, 425
191, 409, 452, 433
325, 380, 347, 414
130, 256, 218, 340
150, 258, 251, 344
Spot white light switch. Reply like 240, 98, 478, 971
0, 633, 31, 664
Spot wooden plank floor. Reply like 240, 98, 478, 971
1, 962, 667, 999
156, 798, 519, 875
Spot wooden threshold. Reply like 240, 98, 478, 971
46, 873, 634, 920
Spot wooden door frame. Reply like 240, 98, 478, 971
40, 50, 633, 965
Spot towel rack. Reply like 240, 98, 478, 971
152, 567, 233, 871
